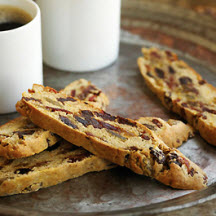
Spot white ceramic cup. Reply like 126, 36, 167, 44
0, 0, 42, 114
36, 0, 121, 72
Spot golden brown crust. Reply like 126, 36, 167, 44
138, 47, 216, 146
137, 117, 194, 148
16, 84, 207, 190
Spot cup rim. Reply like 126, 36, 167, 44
0, 0, 40, 34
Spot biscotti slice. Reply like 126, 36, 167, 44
16, 84, 207, 190
0, 117, 60, 159
137, 47, 216, 146
0, 79, 109, 159
0, 140, 114, 196
137, 117, 194, 148
0, 116, 193, 159
61, 79, 109, 110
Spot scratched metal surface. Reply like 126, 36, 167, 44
0, 1, 216, 215
0, 40, 215, 216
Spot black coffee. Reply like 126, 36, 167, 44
0, 5, 32, 31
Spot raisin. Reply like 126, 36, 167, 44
202, 115, 207, 120
141, 134, 150, 140
165, 50, 172, 56
94, 90, 102, 96
67, 152, 92, 163
77, 85, 97, 100
15, 168, 32, 175
128, 146, 140, 151
90, 118, 103, 129
188, 168, 197, 177
181, 103, 188, 108
164, 93, 173, 109
15, 130, 36, 139
23, 97, 42, 103
203, 176, 208, 184
81, 110, 94, 118
199, 80, 206, 85
46, 142, 61, 151
85, 132, 94, 137
60, 116, 78, 129
94, 111, 116, 121
155, 68, 165, 79
46, 106, 73, 114
49, 88, 58, 93
183, 86, 199, 95
152, 119, 163, 128
28, 89, 35, 93
147, 72, 154, 78
150, 51, 161, 58
57, 97, 77, 104
89, 95, 97, 102
117, 117, 137, 127
168, 66, 175, 74
31, 161, 49, 168
71, 90, 76, 97
179, 76, 192, 85
149, 147, 165, 164
143, 124, 156, 131
100, 121, 119, 131
74, 115, 89, 127
202, 107, 216, 115
167, 153, 182, 167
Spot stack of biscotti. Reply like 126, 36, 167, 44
0, 80, 114, 196
15, 84, 207, 190
137, 47, 216, 146
0, 79, 196, 196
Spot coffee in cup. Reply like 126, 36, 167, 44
0, 5, 32, 31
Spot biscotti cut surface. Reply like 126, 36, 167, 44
16, 84, 207, 190
0, 79, 109, 159
0, 140, 113, 196
137, 47, 216, 146
0, 117, 60, 159
137, 117, 194, 148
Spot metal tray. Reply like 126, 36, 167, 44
0, 0, 216, 215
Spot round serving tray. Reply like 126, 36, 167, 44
0, 0, 216, 215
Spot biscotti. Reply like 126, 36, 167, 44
137, 47, 216, 146
16, 84, 207, 189
137, 117, 194, 148
61, 79, 109, 110
0, 117, 60, 159
0, 79, 109, 159
0, 140, 114, 196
